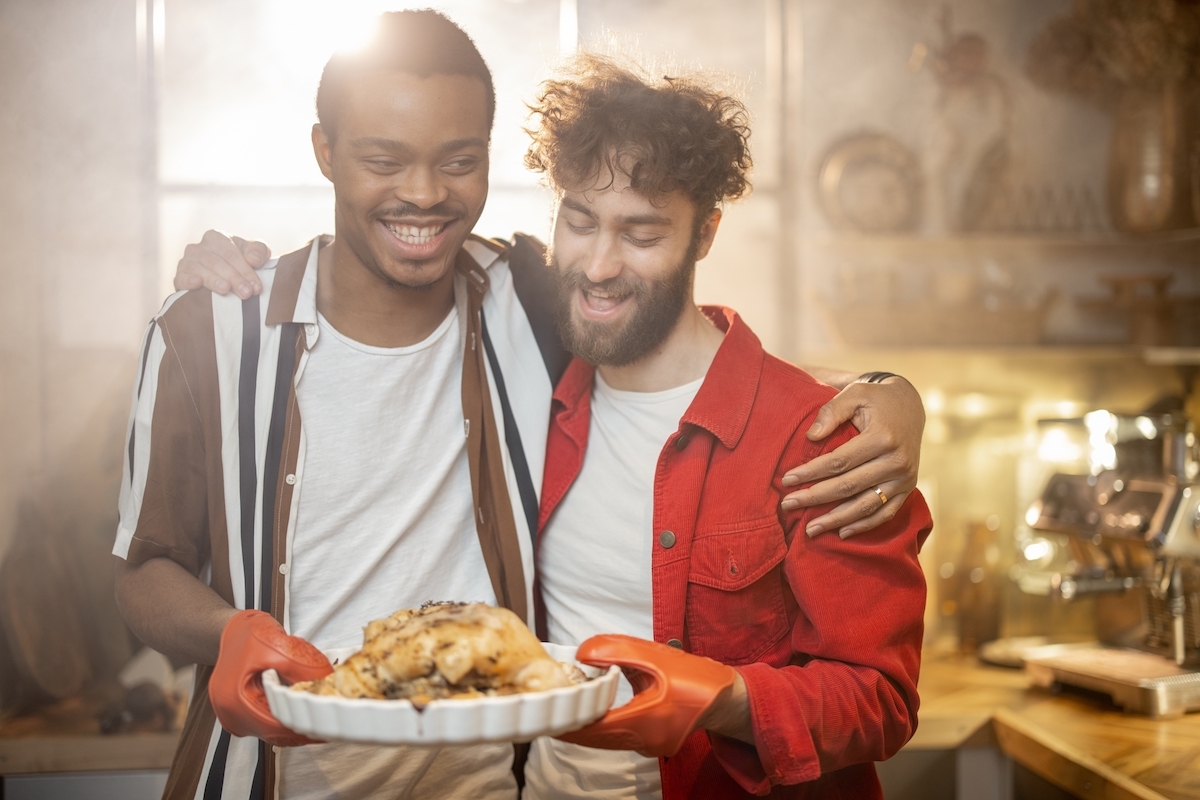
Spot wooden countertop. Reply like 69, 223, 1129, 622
0, 694, 178, 775
2, 653, 1199, 797
913, 652, 1200, 800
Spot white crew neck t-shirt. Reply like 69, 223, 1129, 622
279, 309, 511, 800
525, 371, 704, 800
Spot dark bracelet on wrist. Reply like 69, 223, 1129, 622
856, 371, 900, 384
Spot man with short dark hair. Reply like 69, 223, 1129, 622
519, 55, 930, 799
116, 12, 541, 799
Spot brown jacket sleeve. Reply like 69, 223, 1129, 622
117, 291, 221, 577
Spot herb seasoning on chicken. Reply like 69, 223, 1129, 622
292, 602, 578, 708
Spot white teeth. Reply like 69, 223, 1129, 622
384, 222, 444, 245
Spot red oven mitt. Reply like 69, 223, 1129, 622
209, 610, 333, 746
556, 634, 737, 757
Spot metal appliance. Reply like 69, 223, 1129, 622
1022, 393, 1200, 717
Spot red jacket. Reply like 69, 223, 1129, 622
539, 307, 931, 799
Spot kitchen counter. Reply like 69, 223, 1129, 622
913, 652, 1200, 800
0, 694, 177, 775
3, 654, 1199, 798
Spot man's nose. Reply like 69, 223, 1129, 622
394, 166, 449, 209
580, 233, 623, 284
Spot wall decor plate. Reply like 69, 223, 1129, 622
819, 133, 923, 233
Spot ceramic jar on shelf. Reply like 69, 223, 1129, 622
1107, 83, 1196, 233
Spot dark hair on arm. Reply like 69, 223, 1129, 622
524, 53, 752, 211
316, 9, 496, 140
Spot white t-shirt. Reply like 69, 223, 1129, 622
524, 372, 704, 800
279, 308, 512, 800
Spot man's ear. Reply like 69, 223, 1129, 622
694, 208, 722, 261
312, 124, 334, 182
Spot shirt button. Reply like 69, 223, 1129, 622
659, 530, 676, 548
305, 323, 317, 337
667, 639, 683, 649
285, 473, 297, 485
278, 563, 289, 575
675, 432, 690, 450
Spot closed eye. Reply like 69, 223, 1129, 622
443, 157, 482, 174
363, 158, 402, 173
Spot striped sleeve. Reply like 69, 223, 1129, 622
113, 291, 216, 577
114, 314, 165, 560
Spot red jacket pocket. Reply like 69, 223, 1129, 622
686, 520, 789, 665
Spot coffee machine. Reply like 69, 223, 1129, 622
1021, 389, 1200, 717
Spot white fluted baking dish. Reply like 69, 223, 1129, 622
263, 643, 619, 745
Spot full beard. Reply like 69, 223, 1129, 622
553, 244, 698, 368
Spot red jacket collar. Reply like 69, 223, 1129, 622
550, 306, 764, 449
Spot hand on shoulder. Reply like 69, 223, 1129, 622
780, 375, 924, 539
175, 230, 271, 298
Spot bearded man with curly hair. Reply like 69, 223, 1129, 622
522, 55, 932, 800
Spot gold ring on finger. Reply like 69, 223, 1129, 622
873, 486, 888, 506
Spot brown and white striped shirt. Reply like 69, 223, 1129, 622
114, 234, 565, 800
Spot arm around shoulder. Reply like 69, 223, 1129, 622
709, 423, 931, 791
783, 373, 925, 538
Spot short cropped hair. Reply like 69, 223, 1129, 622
316, 10, 496, 140
525, 53, 752, 211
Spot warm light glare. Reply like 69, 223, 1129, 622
265, 0, 381, 62
162, 0, 404, 187
957, 393, 989, 419
153, 0, 165, 56
1134, 415, 1157, 440
1037, 428, 1083, 464
1023, 539, 1052, 563
1054, 401, 1081, 418
1025, 502, 1042, 527
1085, 410, 1118, 473
924, 388, 946, 415
559, 0, 578, 53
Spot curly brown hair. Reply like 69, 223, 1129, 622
524, 53, 752, 211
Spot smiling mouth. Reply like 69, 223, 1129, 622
382, 220, 451, 247
579, 285, 632, 315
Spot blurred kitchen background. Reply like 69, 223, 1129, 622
0, 0, 1198, 797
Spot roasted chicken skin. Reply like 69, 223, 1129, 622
294, 603, 573, 705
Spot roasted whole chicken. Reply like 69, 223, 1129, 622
293, 602, 579, 707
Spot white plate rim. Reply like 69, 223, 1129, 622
262, 643, 620, 745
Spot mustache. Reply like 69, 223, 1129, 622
374, 202, 465, 221
555, 267, 645, 298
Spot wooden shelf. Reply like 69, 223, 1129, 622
807, 228, 1200, 250
798, 345, 1162, 361
1144, 347, 1200, 366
